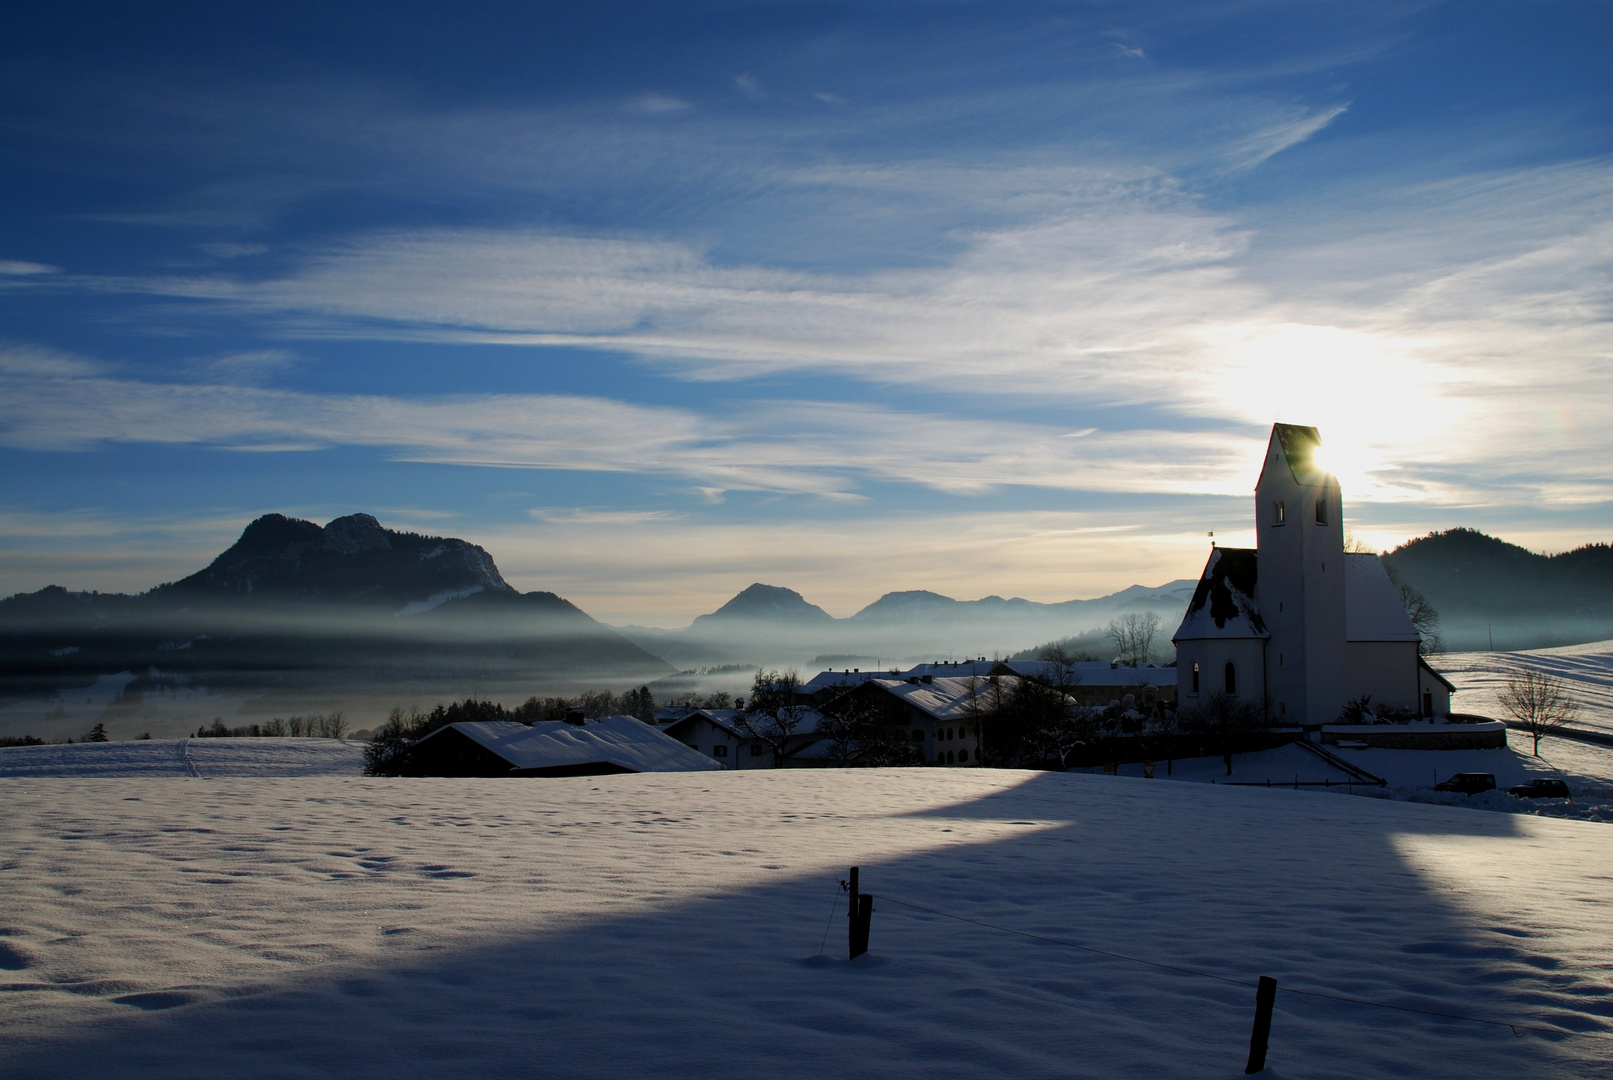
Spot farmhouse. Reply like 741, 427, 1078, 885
660, 708, 829, 768
406, 716, 721, 777
1173, 424, 1455, 726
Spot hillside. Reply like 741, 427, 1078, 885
1384, 529, 1613, 650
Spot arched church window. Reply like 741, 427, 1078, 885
1224, 661, 1237, 695
1191, 662, 1200, 693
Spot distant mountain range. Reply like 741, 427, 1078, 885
6, 515, 1605, 722
1383, 528, 1613, 650
619, 579, 1200, 669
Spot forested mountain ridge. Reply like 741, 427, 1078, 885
1383, 529, 1613, 650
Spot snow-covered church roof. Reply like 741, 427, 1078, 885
1172, 547, 1267, 642
1344, 553, 1420, 642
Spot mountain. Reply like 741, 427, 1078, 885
156, 513, 513, 608
692, 584, 835, 626
616, 578, 1200, 671
1382, 529, 1613, 650
0, 514, 671, 702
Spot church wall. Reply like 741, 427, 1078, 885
1345, 640, 1420, 717
1176, 638, 1267, 711
1419, 664, 1453, 719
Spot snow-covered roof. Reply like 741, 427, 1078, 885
867, 676, 998, 722
1173, 547, 1267, 642
662, 708, 828, 739
1344, 553, 1419, 643
993, 660, 1176, 687
800, 669, 896, 694
421, 717, 722, 774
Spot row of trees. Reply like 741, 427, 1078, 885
194, 713, 349, 739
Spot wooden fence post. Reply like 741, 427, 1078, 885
1244, 975, 1278, 1074
847, 866, 872, 959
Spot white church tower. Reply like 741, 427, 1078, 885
1252, 424, 1347, 726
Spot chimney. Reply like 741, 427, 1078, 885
734, 697, 745, 710
565, 707, 586, 725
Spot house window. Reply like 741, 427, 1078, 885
947, 751, 955, 764
750, 744, 764, 756
1273, 500, 1286, 525
1224, 661, 1237, 695
1315, 497, 1327, 524
959, 749, 968, 762
946, 727, 954, 740
712, 745, 728, 758
1191, 662, 1200, 693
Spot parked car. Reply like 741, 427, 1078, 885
1508, 778, 1571, 799
1434, 772, 1496, 795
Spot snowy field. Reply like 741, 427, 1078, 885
0, 738, 367, 779
3, 768, 1611, 1079
1442, 639, 1613, 736
1096, 729, 1613, 823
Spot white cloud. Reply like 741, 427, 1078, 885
627, 93, 693, 115
0, 260, 60, 276
93, 151, 1609, 515
0, 347, 1263, 498
1219, 102, 1349, 172
733, 74, 764, 99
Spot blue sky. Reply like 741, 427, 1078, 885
2, 0, 1610, 625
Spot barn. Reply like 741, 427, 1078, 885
405, 716, 722, 777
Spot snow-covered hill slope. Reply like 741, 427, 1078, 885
2, 769, 1609, 1078
0, 737, 366, 778
1441, 639, 1613, 735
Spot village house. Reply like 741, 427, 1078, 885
1173, 424, 1455, 727
659, 707, 830, 768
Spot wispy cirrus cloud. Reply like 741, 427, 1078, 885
0, 345, 1264, 498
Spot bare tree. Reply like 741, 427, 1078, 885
1343, 531, 1376, 553
1397, 583, 1442, 656
1106, 612, 1161, 667
1179, 693, 1268, 776
731, 668, 809, 767
1497, 669, 1579, 756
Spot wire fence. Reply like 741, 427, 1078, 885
859, 885, 1613, 1045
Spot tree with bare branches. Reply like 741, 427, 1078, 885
1105, 612, 1160, 667
1497, 669, 1579, 756
731, 668, 809, 767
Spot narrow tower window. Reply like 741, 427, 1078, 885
1273, 500, 1286, 525
1315, 497, 1327, 524
1191, 662, 1200, 693
1224, 661, 1237, 695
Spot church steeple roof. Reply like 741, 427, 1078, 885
1272, 423, 1326, 485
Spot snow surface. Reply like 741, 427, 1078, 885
1095, 730, 1613, 824
1343, 553, 1420, 641
1441, 640, 1613, 736
0, 738, 366, 779
394, 584, 485, 616
2, 767, 1610, 1078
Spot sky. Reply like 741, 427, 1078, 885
1, 0, 1609, 626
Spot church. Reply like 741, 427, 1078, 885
1173, 424, 1453, 726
